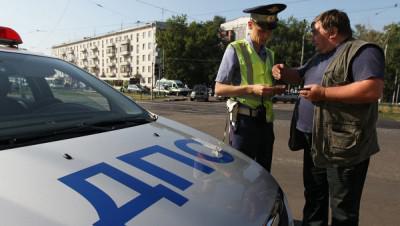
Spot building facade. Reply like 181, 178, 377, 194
52, 22, 165, 88
220, 17, 250, 41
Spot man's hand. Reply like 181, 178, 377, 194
299, 84, 326, 101
250, 84, 286, 97
272, 64, 285, 80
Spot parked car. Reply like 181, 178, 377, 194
155, 78, 191, 96
214, 94, 228, 101
153, 84, 171, 95
0, 26, 293, 226
190, 84, 209, 101
126, 84, 143, 93
272, 92, 299, 103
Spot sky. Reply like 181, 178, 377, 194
1, 0, 399, 54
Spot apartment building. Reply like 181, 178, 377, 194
52, 22, 165, 88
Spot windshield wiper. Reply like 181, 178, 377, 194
0, 116, 154, 150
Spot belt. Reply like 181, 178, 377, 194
237, 106, 259, 117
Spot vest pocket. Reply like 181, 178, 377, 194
326, 123, 360, 157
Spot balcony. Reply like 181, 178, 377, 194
106, 50, 116, 58
107, 62, 116, 67
90, 45, 98, 51
121, 39, 130, 45
66, 57, 76, 63
89, 53, 98, 59
106, 42, 115, 48
120, 50, 130, 56
120, 61, 130, 66
120, 71, 130, 77
89, 61, 98, 68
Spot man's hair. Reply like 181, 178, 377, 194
314, 9, 352, 38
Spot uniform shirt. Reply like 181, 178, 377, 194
296, 44, 385, 133
215, 36, 268, 85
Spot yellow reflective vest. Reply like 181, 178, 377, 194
230, 39, 274, 122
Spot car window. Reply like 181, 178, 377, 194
8, 76, 35, 103
47, 71, 110, 111
0, 51, 152, 149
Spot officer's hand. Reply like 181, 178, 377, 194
251, 84, 274, 96
272, 64, 285, 80
299, 84, 326, 101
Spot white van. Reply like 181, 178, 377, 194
155, 78, 191, 96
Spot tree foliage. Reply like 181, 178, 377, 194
157, 15, 400, 101
156, 15, 226, 87
269, 17, 314, 68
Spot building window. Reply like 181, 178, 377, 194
142, 55, 145, 61
148, 31, 151, 37
148, 77, 151, 84
148, 43, 151, 49
142, 43, 145, 50
148, 66, 151, 72
142, 66, 145, 73
148, 54, 151, 61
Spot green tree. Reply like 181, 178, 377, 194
156, 15, 226, 87
353, 24, 385, 45
269, 17, 314, 68
381, 23, 400, 102
353, 23, 400, 102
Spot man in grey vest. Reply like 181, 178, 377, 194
272, 9, 384, 226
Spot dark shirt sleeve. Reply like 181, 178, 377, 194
351, 45, 385, 81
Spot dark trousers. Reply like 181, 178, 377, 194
229, 114, 274, 171
302, 133, 370, 226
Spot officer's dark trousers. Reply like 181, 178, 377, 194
229, 114, 274, 172
302, 133, 370, 226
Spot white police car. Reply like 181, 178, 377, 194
0, 26, 293, 226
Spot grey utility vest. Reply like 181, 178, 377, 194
311, 39, 383, 167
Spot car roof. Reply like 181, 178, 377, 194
0, 45, 56, 59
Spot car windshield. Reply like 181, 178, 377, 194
0, 51, 153, 149
175, 81, 185, 88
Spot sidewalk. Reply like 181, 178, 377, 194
131, 94, 188, 102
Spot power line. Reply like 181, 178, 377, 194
192, 0, 314, 17
297, 3, 400, 20
87, 0, 129, 19
135, 0, 198, 20
32, 0, 71, 50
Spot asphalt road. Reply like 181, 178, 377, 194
139, 99, 400, 226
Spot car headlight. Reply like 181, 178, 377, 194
263, 189, 291, 226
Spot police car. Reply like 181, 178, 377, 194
0, 26, 293, 226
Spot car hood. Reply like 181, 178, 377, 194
0, 116, 280, 226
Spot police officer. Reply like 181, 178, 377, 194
214, 4, 286, 172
